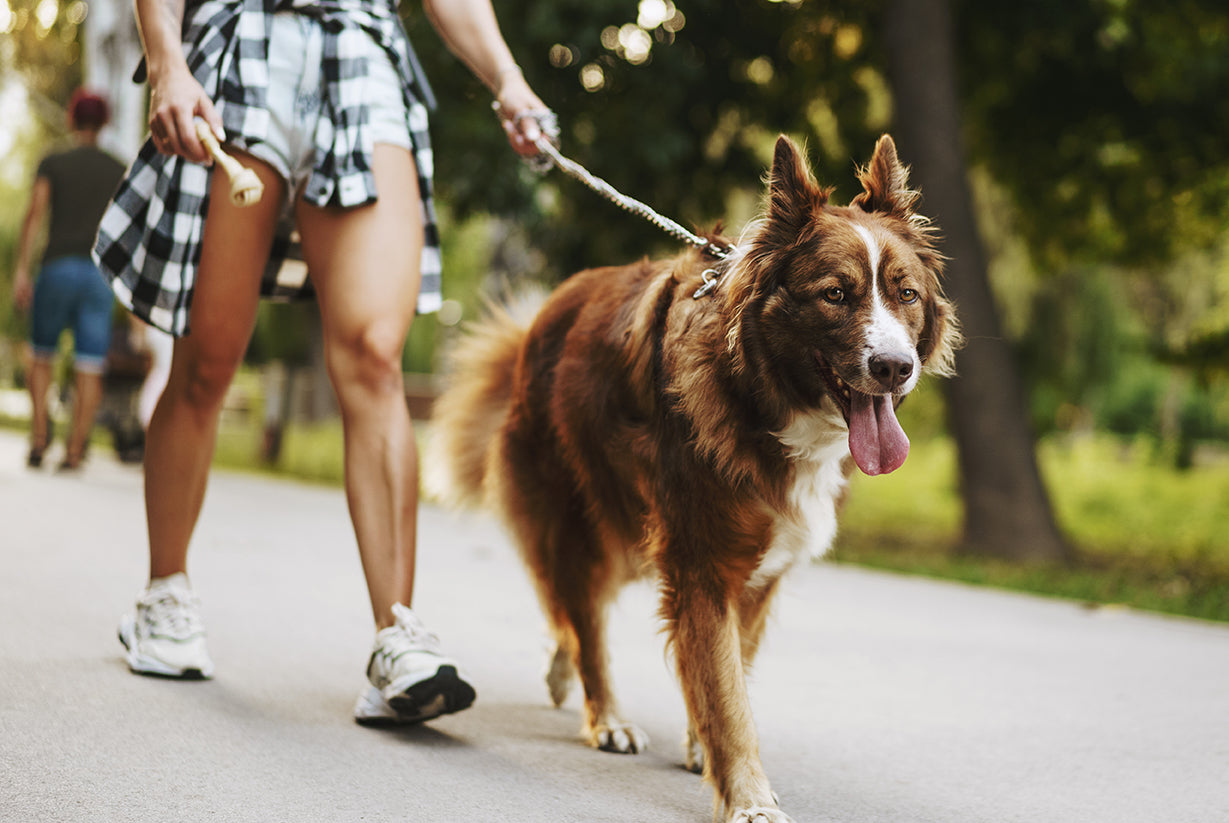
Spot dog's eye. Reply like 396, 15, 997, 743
900, 288, 919, 304
823, 287, 845, 304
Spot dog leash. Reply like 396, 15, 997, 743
511, 109, 738, 299
531, 137, 736, 263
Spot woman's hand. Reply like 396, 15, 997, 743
147, 65, 224, 165
494, 70, 555, 159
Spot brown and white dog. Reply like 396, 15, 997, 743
428, 134, 961, 822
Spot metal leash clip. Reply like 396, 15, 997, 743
693, 268, 721, 299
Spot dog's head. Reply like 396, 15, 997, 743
721, 134, 961, 475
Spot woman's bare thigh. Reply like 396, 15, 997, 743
294, 144, 425, 348
185, 150, 289, 359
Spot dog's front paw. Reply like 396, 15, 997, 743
587, 721, 649, 754
728, 805, 794, 823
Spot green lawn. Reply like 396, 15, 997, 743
835, 435, 1229, 622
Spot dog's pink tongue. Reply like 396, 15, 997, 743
848, 391, 910, 476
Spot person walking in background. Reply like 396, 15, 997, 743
95, 0, 552, 726
13, 90, 126, 470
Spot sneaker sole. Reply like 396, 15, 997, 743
117, 625, 214, 680
386, 665, 476, 723
354, 685, 410, 728
354, 714, 412, 728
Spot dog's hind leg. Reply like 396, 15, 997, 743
493, 394, 648, 752
545, 633, 577, 707
545, 625, 576, 707
502, 482, 648, 753
567, 601, 649, 753
547, 542, 648, 754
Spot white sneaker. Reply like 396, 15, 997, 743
118, 573, 215, 679
355, 603, 475, 725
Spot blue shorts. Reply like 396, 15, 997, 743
30, 255, 115, 374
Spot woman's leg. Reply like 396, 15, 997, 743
294, 144, 424, 630
143, 155, 286, 579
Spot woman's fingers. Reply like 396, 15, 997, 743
148, 71, 219, 164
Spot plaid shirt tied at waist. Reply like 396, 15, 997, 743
94, 0, 442, 337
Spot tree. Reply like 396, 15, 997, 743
883, 0, 1071, 562
956, 0, 1229, 270
954, 0, 1229, 461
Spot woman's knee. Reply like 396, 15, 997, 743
170, 343, 246, 411
326, 321, 408, 401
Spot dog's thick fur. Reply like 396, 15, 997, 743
428, 135, 960, 822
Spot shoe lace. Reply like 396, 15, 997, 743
382, 612, 443, 657
141, 589, 204, 638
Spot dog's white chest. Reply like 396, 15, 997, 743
750, 411, 850, 590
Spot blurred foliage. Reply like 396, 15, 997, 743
958, 0, 1229, 269
837, 434, 1229, 621
404, 0, 888, 278
1, 0, 88, 354
246, 302, 314, 367
404, 0, 1229, 453
952, 0, 1229, 455
2, 0, 86, 106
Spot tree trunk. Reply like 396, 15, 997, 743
883, 0, 1071, 563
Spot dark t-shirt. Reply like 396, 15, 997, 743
36, 145, 126, 264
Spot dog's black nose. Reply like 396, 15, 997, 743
869, 352, 914, 391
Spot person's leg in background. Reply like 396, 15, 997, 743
23, 356, 54, 467
25, 257, 74, 467
59, 256, 116, 469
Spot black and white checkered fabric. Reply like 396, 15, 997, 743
94, 0, 441, 337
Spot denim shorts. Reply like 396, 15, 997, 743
245, 11, 412, 205
30, 255, 115, 373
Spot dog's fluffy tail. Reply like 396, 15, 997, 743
424, 290, 543, 509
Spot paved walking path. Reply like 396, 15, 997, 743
1, 428, 1226, 822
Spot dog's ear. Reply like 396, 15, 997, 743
852, 134, 921, 220
919, 292, 962, 378
768, 135, 826, 233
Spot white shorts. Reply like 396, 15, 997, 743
245, 10, 412, 203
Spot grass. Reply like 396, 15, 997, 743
214, 417, 349, 486
835, 435, 1229, 623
